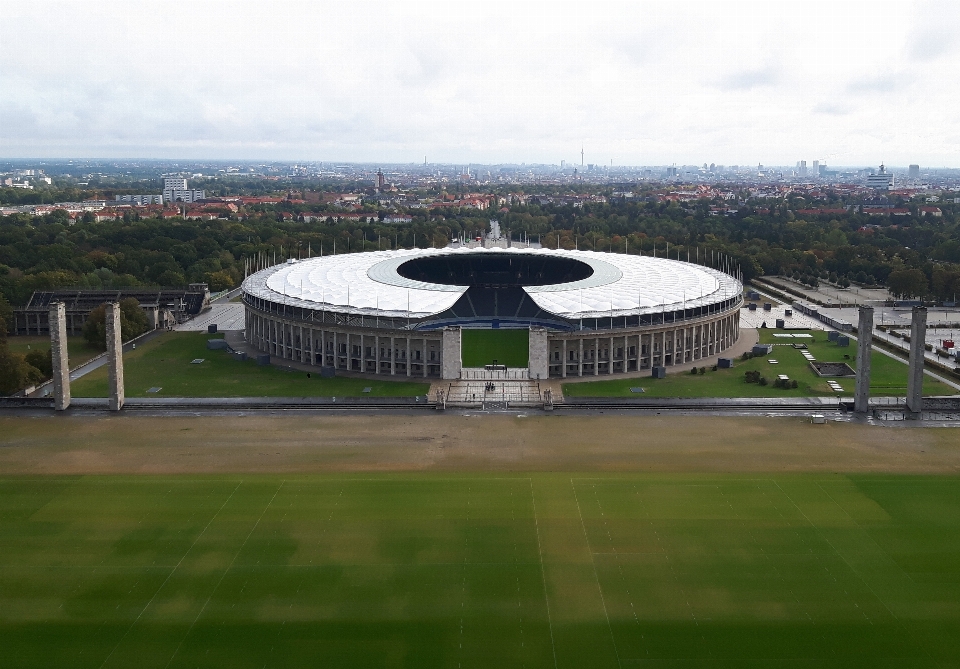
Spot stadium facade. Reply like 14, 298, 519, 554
241, 247, 743, 379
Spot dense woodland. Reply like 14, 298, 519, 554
2, 196, 960, 314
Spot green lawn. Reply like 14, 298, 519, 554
6, 335, 103, 368
461, 328, 529, 367
564, 329, 956, 398
3, 473, 960, 667
70, 332, 429, 398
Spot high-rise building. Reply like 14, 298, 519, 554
799, 160, 807, 177
866, 164, 894, 190
812, 160, 819, 177
162, 177, 205, 203
909, 164, 920, 179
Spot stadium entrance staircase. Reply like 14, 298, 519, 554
444, 369, 543, 409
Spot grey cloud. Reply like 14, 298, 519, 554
812, 103, 851, 116
846, 74, 904, 94
906, 1, 960, 62
718, 67, 779, 91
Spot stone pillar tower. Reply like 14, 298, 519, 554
854, 306, 873, 413
528, 327, 549, 380
906, 306, 927, 416
441, 327, 462, 380
49, 302, 71, 411
106, 302, 125, 411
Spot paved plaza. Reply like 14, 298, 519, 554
175, 301, 245, 331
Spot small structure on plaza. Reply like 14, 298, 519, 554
810, 361, 856, 377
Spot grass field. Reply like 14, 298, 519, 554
564, 329, 955, 398
70, 332, 430, 398
3, 472, 960, 668
461, 329, 529, 368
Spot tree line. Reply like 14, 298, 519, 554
2, 197, 959, 313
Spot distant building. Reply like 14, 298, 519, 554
799, 160, 807, 177
866, 164, 894, 190
908, 164, 920, 179
812, 160, 819, 176
116, 194, 163, 205
163, 177, 188, 191
162, 177, 205, 203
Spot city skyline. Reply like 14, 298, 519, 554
2, 0, 959, 166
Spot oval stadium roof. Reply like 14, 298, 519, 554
242, 247, 742, 320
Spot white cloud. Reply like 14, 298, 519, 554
0, 0, 958, 165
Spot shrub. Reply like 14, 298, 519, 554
690, 366, 698, 375
758, 376, 768, 386
24, 348, 52, 378
791, 379, 798, 389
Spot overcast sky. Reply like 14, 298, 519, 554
1, 0, 958, 166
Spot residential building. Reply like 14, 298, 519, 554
116, 194, 163, 205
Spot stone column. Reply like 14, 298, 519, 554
528, 327, 549, 380
561, 339, 567, 378
594, 337, 599, 376
49, 302, 70, 411
390, 336, 396, 375
907, 306, 927, 415
406, 337, 411, 377
854, 306, 874, 413
440, 328, 461, 379
105, 302, 124, 411
578, 339, 584, 376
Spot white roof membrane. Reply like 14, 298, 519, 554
243, 247, 742, 320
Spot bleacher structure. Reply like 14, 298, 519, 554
10, 284, 210, 336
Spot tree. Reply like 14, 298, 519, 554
0, 294, 12, 334
0, 308, 45, 395
887, 268, 928, 300
206, 270, 236, 292
24, 348, 52, 377
82, 298, 150, 348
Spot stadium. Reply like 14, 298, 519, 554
241, 247, 743, 379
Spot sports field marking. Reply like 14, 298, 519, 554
529, 479, 558, 669
163, 481, 285, 669
98, 480, 243, 669
812, 481, 938, 664
589, 484, 643, 636
571, 478, 622, 669
772, 480, 938, 663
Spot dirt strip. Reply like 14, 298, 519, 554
2, 414, 960, 475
